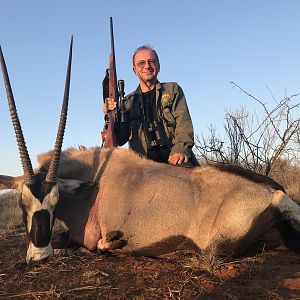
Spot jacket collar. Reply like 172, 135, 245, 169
134, 81, 163, 120
134, 81, 162, 95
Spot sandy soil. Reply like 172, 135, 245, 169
0, 227, 299, 300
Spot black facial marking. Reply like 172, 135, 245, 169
29, 209, 51, 247
26, 173, 56, 203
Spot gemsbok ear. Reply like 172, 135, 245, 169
57, 179, 95, 194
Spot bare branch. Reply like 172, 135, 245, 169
197, 84, 300, 176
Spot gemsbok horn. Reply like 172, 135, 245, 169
0, 37, 73, 263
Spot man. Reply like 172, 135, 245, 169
103, 45, 198, 167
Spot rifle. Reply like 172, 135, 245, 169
101, 17, 126, 148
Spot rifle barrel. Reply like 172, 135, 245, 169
110, 17, 115, 55
109, 17, 118, 96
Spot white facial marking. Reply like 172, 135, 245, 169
22, 184, 59, 233
21, 184, 59, 262
26, 241, 53, 264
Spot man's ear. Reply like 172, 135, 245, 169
57, 179, 95, 194
133, 66, 137, 75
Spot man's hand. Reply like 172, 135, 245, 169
102, 98, 116, 114
168, 153, 189, 165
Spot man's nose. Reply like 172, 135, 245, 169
145, 61, 153, 69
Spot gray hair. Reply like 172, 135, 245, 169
132, 45, 160, 66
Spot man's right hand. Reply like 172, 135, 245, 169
102, 98, 116, 114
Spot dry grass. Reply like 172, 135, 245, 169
0, 190, 22, 232
182, 249, 230, 275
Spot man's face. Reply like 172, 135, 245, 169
133, 49, 160, 85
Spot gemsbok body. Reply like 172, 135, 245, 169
2, 145, 300, 262
1, 42, 300, 264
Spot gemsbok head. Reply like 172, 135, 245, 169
0, 37, 73, 263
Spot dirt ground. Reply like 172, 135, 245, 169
0, 227, 299, 300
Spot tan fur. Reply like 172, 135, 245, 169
34, 146, 300, 256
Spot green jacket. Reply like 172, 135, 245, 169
116, 81, 195, 159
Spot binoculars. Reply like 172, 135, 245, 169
147, 121, 163, 148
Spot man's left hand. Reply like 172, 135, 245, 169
168, 153, 189, 165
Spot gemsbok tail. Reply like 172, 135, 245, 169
272, 190, 300, 251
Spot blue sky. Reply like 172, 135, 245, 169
1, 1, 300, 175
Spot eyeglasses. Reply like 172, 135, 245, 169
136, 59, 157, 69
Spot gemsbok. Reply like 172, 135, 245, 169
1, 42, 300, 264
